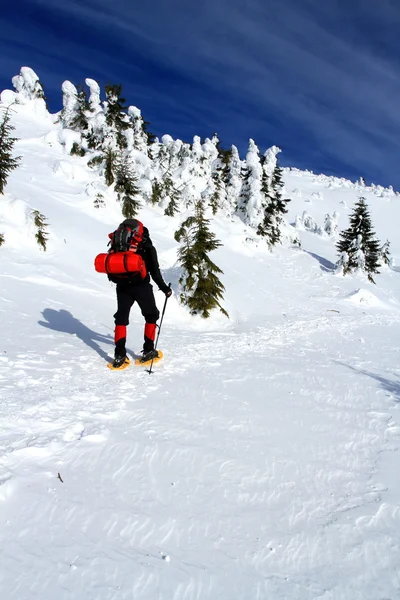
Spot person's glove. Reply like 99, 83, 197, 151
163, 284, 172, 298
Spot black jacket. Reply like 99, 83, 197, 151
108, 227, 169, 292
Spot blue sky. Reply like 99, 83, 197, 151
1, 0, 400, 187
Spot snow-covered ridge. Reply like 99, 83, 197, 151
285, 167, 398, 198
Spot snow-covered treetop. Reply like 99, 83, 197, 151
85, 79, 101, 112
12, 67, 45, 103
263, 145, 281, 178
128, 106, 141, 119
60, 81, 78, 127
161, 134, 174, 147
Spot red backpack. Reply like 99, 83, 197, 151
94, 219, 147, 278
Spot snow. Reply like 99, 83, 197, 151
1, 86, 400, 600
85, 78, 101, 113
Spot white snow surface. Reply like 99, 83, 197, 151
1, 100, 400, 600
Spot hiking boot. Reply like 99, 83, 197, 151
112, 355, 129, 369
140, 349, 159, 363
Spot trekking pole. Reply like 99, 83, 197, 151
147, 284, 171, 375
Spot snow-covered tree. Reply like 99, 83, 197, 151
104, 84, 130, 150
209, 166, 225, 215
12, 67, 46, 105
86, 83, 132, 187
32, 210, 49, 251
104, 148, 117, 187
378, 240, 392, 267
324, 212, 339, 237
93, 193, 105, 209
60, 81, 78, 128
127, 106, 154, 151
223, 145, 242, 212
257, 163, 289, 247
237, 139, 264, 227
263, 145, 281, 185
0, 105, 21, 194
163, 176, 181, 217
150, 180, 163, 205
114, 154, 141, 218
70, 84, 92, 132
174, 199, 228, 318
85, 78, 102, 113
296, 211, 321, 234
336, 197, 381, 283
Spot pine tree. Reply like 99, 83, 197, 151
32, 210, 49, 251
151, 180, 163, 205
93, 193, 105, 209
69, 84, 92, 131
164, 176, 180, 217
0, 232, 4, 247
87, 84, 132, 187
104, 148, 117, 187
257, 164, 289, 247
378, 240, 391, 267
324, 212, 339, 237
0, 105, 21, 194
336, 197, 381, 283
209, 167, 224, 215
224, 145, 242, 213
70, 142, 86, 157
174, 199, 228, 318
238, 164, 251, 214
104, 84, 130, 149
12, 67, 47, 106
114, 154, 141, 218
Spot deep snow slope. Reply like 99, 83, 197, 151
0, 102, 400, 600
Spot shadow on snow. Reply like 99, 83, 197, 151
335, 360, 400, 404
38, 308, 115, 362
304, 250, 336, 273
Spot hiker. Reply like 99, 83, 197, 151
98, 218, 171, 369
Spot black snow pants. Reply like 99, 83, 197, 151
113, 281, 160, 357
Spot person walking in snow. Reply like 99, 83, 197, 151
102, 219, 171, 369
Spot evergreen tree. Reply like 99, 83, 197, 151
104, 84, 130, 149
164, 176, 180, 217
0, 105, 21, 195
209, 167, 224, 215
238, 164, 251, 214
32, 210, 49, 251
257, 163, 289, 247
224, 145, 242, 213
324, 212, 339, 237
70, 142, 86, 157
104, 148, 117, 187
93, 193, 105, 209
336, 197, 381, 283
378, 240, 391, 267
69, 84, 92, 131
114, 154, 141, 218
0, 232, 4, 247
86, 84, 132, 187
60, 80, 78, 128
12, 67, 47, 106
151, 180, 163, 205
174, 199, 228, 318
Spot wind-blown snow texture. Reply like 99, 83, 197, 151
1, 78, 400, 600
